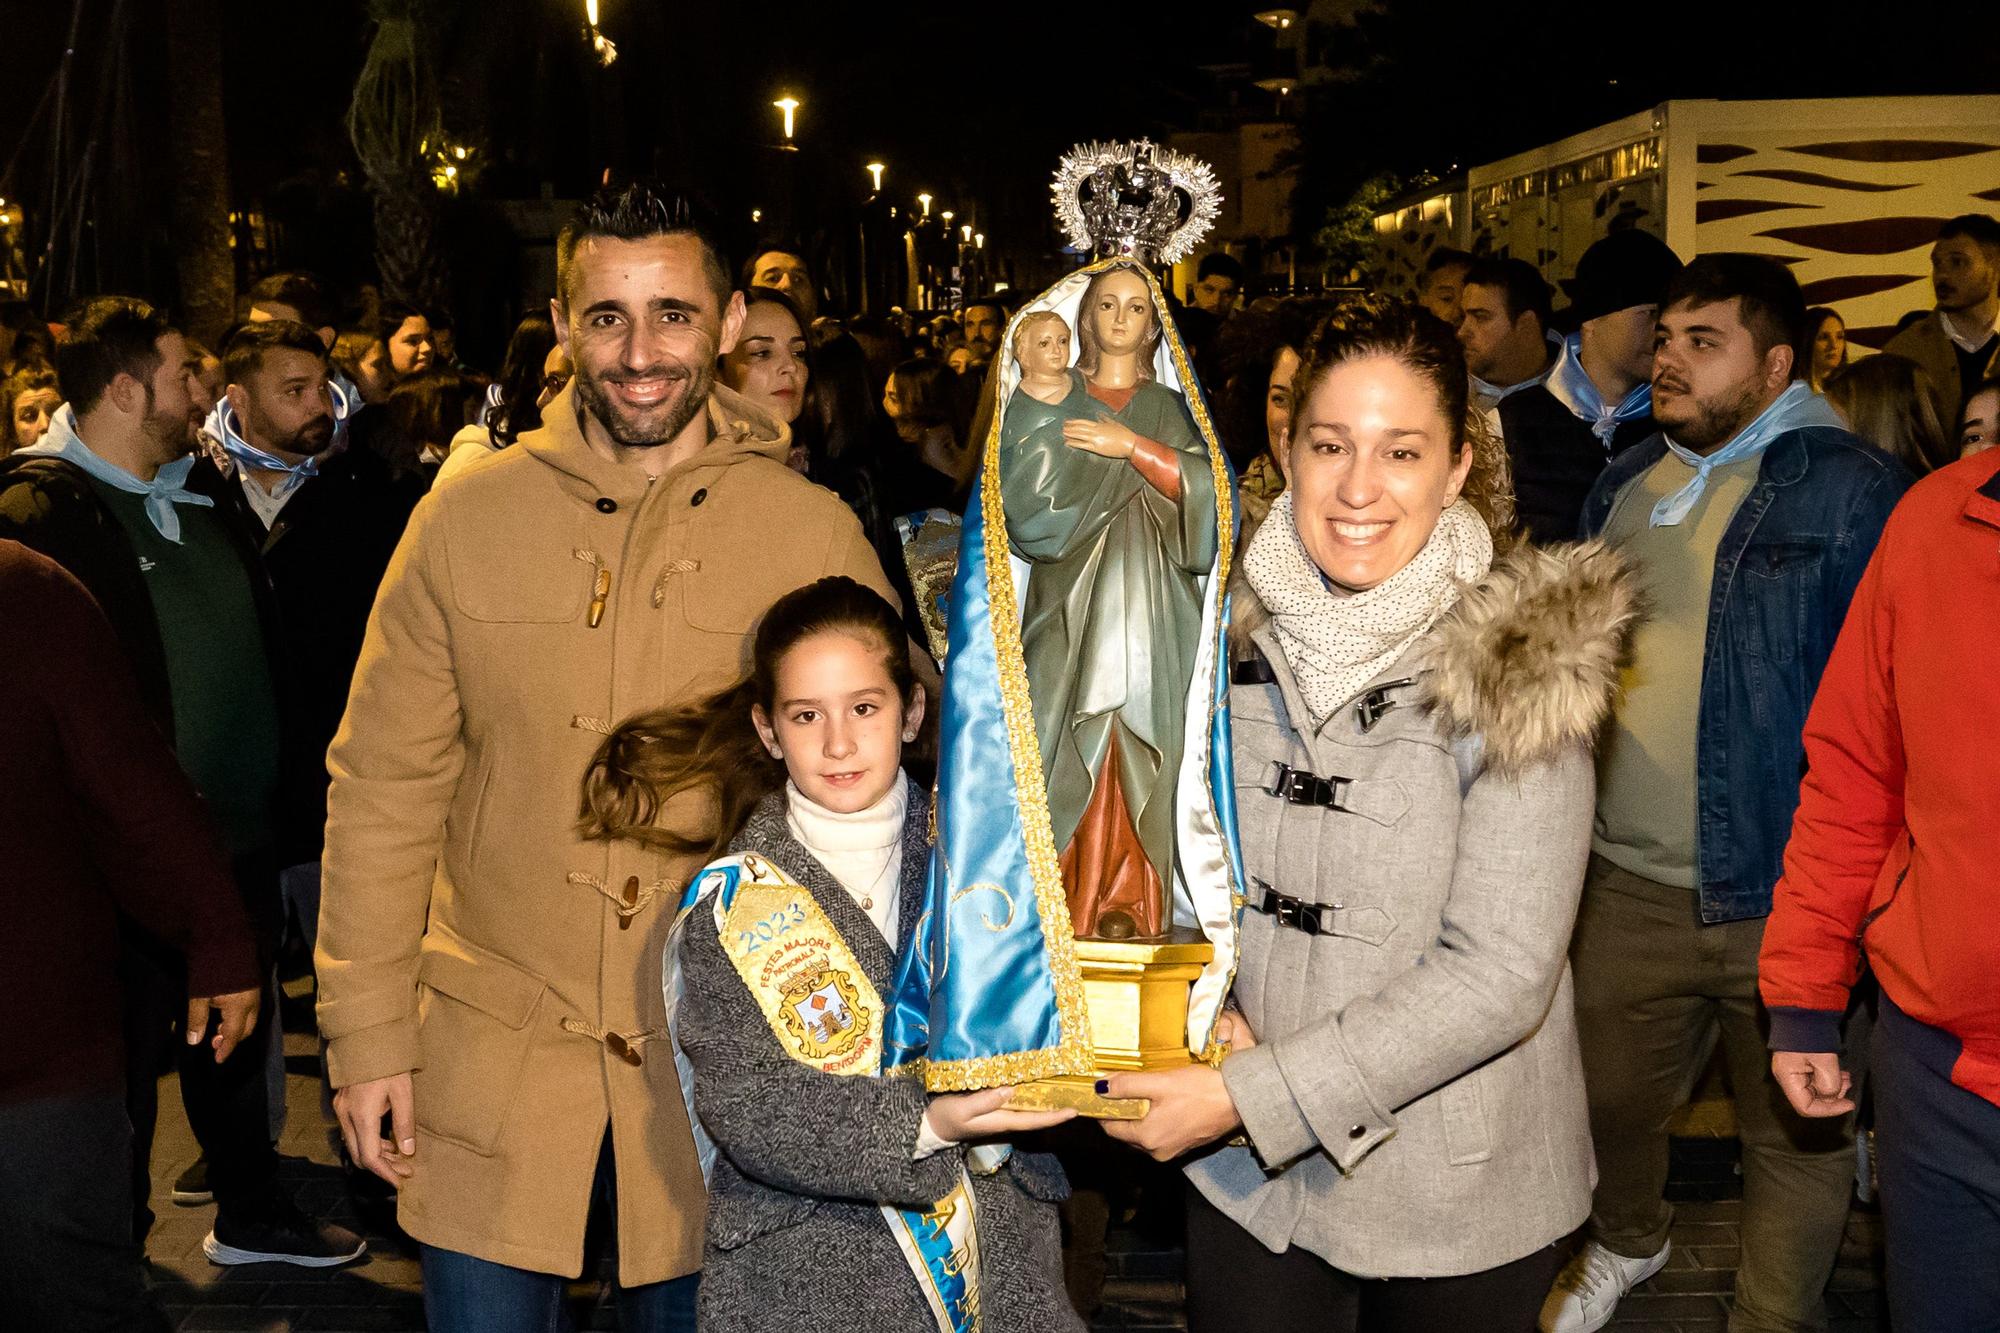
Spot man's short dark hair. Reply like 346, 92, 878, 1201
962, 295, 1008, 320
1462, 257, 1553, 329
740, 243, 807, 290
56, 296, 175, 416
222, 318, 327, 385
1663, 253, 1808, 376
247, 271, 339, 332
1197, 252, 1246, 286
1938, 213, 2000, 263
559, 180, 732, 310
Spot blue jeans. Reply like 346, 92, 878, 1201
1874, 993, 2000, 1332
421, 1247, 697, 1333
420, 1133, 698, 1333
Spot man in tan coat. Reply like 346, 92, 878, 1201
1883, 213, 2000, 433
317, 183, 902, 1325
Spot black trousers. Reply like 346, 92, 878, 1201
1184, 1181, 1566, 1333
120, 848, 283, 1237
1875, 992, 2000, 1332
0, 1092, 173, 1332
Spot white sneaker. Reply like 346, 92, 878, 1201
1538, 1239, 1671, 1333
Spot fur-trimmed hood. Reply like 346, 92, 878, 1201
1234, 539, 1638, 774
1415, 540, 1637, 773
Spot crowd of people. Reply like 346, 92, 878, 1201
0, 176, 1995, 1333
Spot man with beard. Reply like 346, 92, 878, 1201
192, 319, 419, 1004
960, 296, 1007, 372
317, 181, 908, 1327
1545, 255, 1910, 1333
1886, 213, 2000, 431
0, 297, 365, 1269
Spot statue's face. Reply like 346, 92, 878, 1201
1083, 271, 1155, 358
1016, 317, 1071, 376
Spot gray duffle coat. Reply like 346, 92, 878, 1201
1190, 541, 1637, 1279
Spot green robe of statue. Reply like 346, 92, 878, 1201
1000, 367, 1219, 934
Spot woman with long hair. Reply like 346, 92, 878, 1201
1825, 352, 1953, 475
1103, 298, 1634, 1333
882, 357, 969, 513
579, 577, 1079, 1333
382, 368, 479, 484
1806, 307, 1848, 392
720, 288, 817, 474
436, 313, 562, 483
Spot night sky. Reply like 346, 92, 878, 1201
1, 0, 1994, 341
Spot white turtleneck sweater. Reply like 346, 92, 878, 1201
786, 776, 951, 1157
784, 777, 907, 943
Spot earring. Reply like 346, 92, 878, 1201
902, 731, 916, 743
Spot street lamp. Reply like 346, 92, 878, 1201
866, 162, 885, 192
960, 224, 973, 243
918, 193, 932, 218
941, 210, 955, 225
584, 0, 616, 65
975, 233, 985, 249
773, 96, 800, 146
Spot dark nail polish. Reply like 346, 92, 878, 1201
1094, 1079, 1109, 1094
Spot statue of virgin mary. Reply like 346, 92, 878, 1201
884, 141, 1244, 1091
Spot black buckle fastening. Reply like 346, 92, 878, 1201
1265, 762, 1351, 811
1355, 678, 1413, 733
1256, 882, 1333, 936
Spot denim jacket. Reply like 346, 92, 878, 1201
1579, 425, 1909, 923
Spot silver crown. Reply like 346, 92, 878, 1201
1051, 139, 1222, 267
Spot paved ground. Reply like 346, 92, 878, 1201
143, 984, 1889, 1331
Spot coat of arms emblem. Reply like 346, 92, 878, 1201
780, 966, 868, 1062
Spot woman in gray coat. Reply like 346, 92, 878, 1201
1104, 298, 1636, 1332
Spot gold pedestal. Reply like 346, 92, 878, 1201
1008, 930, 1214, 1120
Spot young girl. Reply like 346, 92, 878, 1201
580, 576, 1081, 1333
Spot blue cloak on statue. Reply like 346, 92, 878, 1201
883, 260, 1244, 1090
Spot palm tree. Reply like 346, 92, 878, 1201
164, 0, 234, 343
348, 0, 452, 314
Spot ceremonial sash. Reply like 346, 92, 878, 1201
673, 852, 994, 1333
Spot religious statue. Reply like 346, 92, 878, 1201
884, 141, 1241, 1110
999, 283, 1217, 940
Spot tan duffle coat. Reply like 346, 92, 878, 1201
316, 382, 898, 1282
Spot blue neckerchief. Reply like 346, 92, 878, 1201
200, 379, 351, 498
328, 366, 367, 416
1651, 381, 1846, 528
1544, 332, 1652, 447
15, 405, 213, 543
476, 380, 504, 428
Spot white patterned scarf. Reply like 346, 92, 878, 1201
1245, 491, 1494, 729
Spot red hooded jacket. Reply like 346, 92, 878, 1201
1761, 452, 2000, 1107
